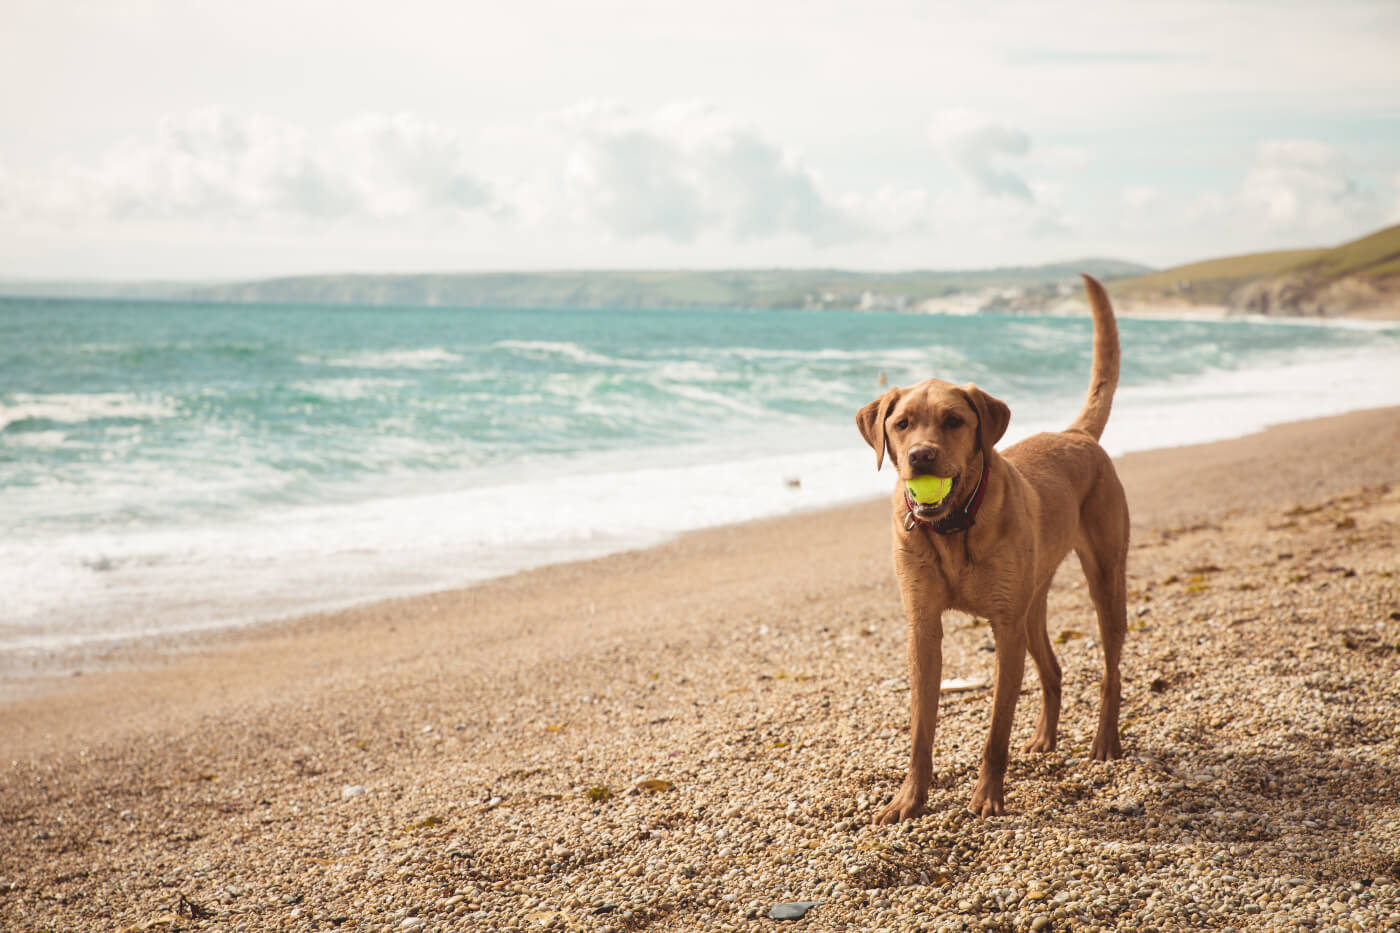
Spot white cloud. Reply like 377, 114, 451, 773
929, 110, 1034, 202
556, 100, 854, 243
1122, 186, 1161, 208
19, 109, 497, 227
1026, 181, 1070, 237
1037, 144, 1094, 170
9, 103, 861, 249
335, 113, 493, 218
4, 99, 1395, 278
840, 184, 933, 236
923, 110, 1073, 239
1103, 141, 1399, 265
1240, 139, 1370, 229
53, 110, 355, 221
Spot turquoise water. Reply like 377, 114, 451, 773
3, 296, 1399, 654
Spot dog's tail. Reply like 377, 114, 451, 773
1067, 274, 1120, 441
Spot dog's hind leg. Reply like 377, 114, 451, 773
1075, 505, 1128, 761
1022, 580, 1061, 754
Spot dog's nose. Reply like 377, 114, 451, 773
908, 445, 939, 472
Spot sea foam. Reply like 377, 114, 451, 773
3, 296, 1398, 659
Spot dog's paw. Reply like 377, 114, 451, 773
1090, 732, 1122, 761
872, 785, 926, 824
1022, 731, 1057, 754
968, 776, 1005, 819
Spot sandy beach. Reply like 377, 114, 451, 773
3, 407, 1399, 932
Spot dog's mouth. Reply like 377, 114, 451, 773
908, 474, 957, 519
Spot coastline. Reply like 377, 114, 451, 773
3, 405, 1397, 715
1112, 298, 1400, 322
7, 297, 1398, 669
4, 406, 1399, 931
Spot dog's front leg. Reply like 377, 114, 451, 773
970, 617, 1027, 817
874, 569, 944, 825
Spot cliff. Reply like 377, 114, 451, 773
1109, 223, 1400, 318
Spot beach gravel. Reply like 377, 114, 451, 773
2, 408, 1399, 931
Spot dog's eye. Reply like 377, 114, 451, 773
894, 418, 909, 431
944, 415, 964, 429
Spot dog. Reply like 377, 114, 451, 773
855, 274, 1128, 822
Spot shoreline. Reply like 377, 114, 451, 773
3, 405, 1398, 704
4, 406, 1399, 931
7, 390, 1400, 689
1111, 298, 1400, 322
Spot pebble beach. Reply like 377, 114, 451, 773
3, 407, 1399, 932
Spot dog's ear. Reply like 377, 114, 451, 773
959, 383, 1010, 461
855, 387, 901, 470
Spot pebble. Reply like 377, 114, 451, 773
770, 901, 822, 920
11, 480, 1400, 933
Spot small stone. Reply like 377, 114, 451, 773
770, 901, 822, 920
400, 919, 424, 931
341, 784, 368, 799
1031, 917, 1051, 931
1107, 796, 1144, 816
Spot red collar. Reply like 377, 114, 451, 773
903, 457, 990, 535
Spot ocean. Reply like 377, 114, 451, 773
3, 296, 1399, 660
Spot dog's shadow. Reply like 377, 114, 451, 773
1005, 744, 1400, 881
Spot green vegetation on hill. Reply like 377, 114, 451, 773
1290, 223, 1400, 282
1108, 249, 1327, 305
171, 259, 1150, 310
1109, 223, 1400, 315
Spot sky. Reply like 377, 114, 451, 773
1, 0, 1398, 280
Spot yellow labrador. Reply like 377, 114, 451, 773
856, 275, 1127, 822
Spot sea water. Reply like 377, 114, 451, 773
3, 297, 1399, 657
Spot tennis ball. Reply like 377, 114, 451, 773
906, 475, 952, 505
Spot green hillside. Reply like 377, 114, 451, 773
1108, 248, 1327, 305
171, 259, 1151, 310
1290, 223, 1400, 281
1109, 224, 1400, 314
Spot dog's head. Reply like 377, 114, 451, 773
856, 379, 1010, 520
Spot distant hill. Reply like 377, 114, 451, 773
0, 280, 223, 301
173, 259, 1150, 310
1109, 224, 1400, 317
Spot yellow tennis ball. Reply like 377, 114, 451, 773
906, 475, 952, 505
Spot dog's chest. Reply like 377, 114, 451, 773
904, 529, 1027, 619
